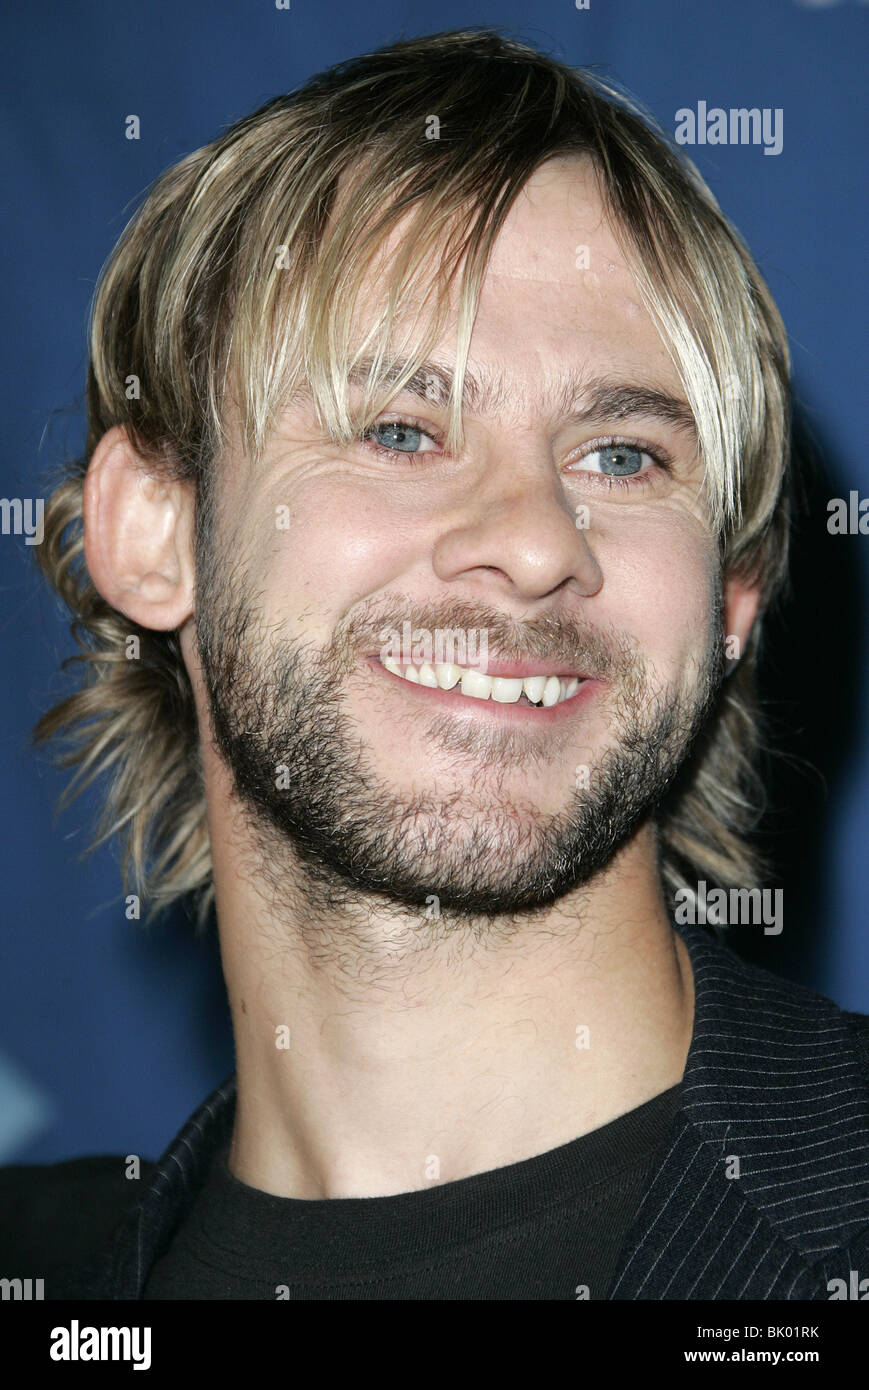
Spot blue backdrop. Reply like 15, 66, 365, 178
1, 0, 867, 1164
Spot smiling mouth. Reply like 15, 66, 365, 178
376, 656, 585, 707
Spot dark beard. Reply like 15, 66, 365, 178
196, 566, 723, 924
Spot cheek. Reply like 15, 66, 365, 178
251, 480, 424, 626
592, 512, 717, 667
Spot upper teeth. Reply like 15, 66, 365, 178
378, 658, 581, 706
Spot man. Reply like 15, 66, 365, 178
2, 28, 867, 1301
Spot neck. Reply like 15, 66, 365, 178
210, 795, 694, 1200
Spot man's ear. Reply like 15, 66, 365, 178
723, 569, 762, 675
83, 425, 195, 631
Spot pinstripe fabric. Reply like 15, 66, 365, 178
68, 920, 868, 1300
607, 929, 869, 1299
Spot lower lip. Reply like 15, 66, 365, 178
365, 657, 600, 723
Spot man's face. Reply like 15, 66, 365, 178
195, 156, 725, 919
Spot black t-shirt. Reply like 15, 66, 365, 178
144, 1082, 682, 1300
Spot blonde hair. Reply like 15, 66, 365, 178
33, 28, 792, 928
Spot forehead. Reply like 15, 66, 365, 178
486, 154, 630, 285
354, 154, 682, 412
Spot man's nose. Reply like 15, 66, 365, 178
431, 455, 603, 605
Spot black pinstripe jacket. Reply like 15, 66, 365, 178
4, 920, 869, 1299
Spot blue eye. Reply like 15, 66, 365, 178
374, 421, 421, 451
365, 419, 438, 455
581, 444, 650, 476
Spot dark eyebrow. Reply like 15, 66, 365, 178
565, 379, 698, 442
346, 356, 698, 444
